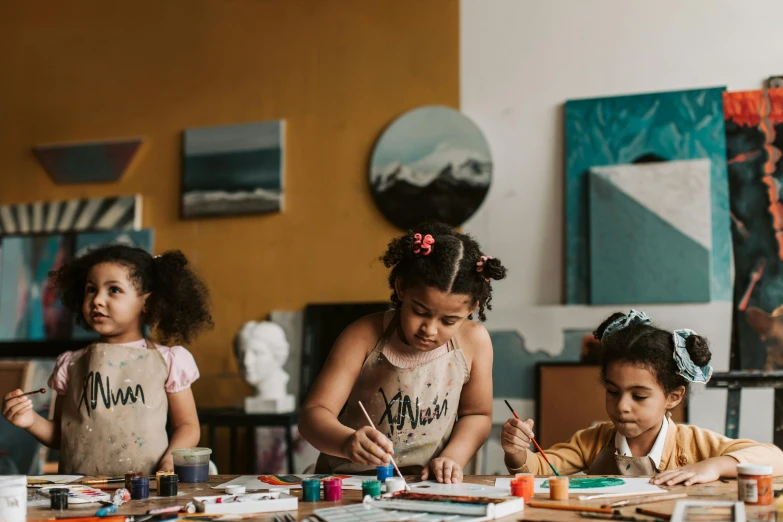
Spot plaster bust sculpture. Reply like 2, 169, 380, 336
235, 321, 295, 412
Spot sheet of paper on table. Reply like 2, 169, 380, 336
494, 476, 666, 495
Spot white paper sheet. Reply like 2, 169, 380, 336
27, 475, 82, 485
494, 476, 666, 495
406, 480, 512, 497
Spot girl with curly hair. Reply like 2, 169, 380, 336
1, 245, 213, 475
301, 222, 507, 483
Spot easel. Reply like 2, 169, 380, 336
707, 371, 783, 448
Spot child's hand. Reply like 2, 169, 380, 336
501, 417, 534, 455
2, 390, 36, 429
343, 426, 394, 466
651, 459, 725, 486
422, 457, 463, 484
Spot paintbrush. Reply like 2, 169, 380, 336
635, 507, 671, 520
504, 399, 559, 476
604, 492, 687, 508
21, 388, 46, 397
526, 501, 613, 514
357, 400, 411, 491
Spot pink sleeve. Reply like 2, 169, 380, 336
161, 345, 200, 393
48, 351, 77, 396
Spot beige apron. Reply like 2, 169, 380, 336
59, 342, 170, 476
587, 437, 658, 476
318, 313, 470, 474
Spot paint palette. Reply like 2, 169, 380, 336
38, 484, 111, 504
314, 503, 490, 522
372, 492, 524, 519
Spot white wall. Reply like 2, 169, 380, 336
462, 0, 783, 443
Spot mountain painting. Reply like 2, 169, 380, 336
182, 120, 285, 219
370, 106, 492, 230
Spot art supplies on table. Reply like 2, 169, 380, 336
604, 492, 687, 508
406, 480, 511, 497
0, 476, 27, 522
37, 484, 111, 504
580, 513, 668, 522
371, 491, 524, 519
215, 474, 360, 491
192, 491, 298, 515
669, 500, 746, 522
527, 501, 612, 514
314, 502, 493, 522
495, 476, 667, 496
27, 475, 83, 486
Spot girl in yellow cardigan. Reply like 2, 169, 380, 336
502, 310, 783, 485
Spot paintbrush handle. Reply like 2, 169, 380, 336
357, 401, 410, 491
636, 507, 672, 520
527, 501, 613, 514
607, 493, 687, 508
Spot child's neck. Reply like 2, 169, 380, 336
624, 418, 664, 456
99, 331, 145, 345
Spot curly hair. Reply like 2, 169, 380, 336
380, 221, 508, 321
49, 245, 213, 345
594, 312, 712, 394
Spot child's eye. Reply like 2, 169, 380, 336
606, 390, 619, 396
110, 286, 122, 294
633, 395, 648, 401
442, 320, 456, 326
414, 309, 428, 317
85, 286, 96, 294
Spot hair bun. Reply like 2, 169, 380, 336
685, 335, 711, 366
594, 312, 626, 341
483, 257, 507, 281
156, 250, 188, 268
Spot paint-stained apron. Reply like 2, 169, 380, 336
317, 313, 470, 474
587, 441, 658, 476
59, 342, 170, 476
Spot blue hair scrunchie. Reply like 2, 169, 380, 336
601, 309, 652, 340
672, 329, 713, 384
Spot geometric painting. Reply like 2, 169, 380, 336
33, 137, 143, 185
182, 121, 285, 219
565, 87, 731, 304
0, 235, 73, 341
0, 195, 141, 235
589, 160, 712, 305
71, 229, 154, 340
724, 89, 783, 369
370, 106, 492, 230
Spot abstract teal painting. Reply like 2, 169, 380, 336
564, 87, 730, 304
182, 120, 284, 219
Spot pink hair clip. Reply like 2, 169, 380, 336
476, 255, 492, 282
413, 233, 435, 256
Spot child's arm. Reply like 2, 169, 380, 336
2, 390, 62, 449
299, 315, 394, 466
158, 388, 201, 471
421, 323, 493, 484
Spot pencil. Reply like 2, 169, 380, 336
357, 400, 410, 491
21, 388, 46, 397
635, 507, 672, 520
526, 501, 613, 514
504, 399, 559, 476
605, 493, 687, 508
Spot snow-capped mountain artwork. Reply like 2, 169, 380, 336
369, 106, 492, 229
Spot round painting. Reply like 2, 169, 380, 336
369, 105, 492, 230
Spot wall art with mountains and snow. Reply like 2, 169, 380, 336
370, 106, 492, 230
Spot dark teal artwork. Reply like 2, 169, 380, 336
33, 138, 142, 184
564, 87, 730, 304
182, 120, 284, 218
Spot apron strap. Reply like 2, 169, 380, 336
371, 311, 400, 356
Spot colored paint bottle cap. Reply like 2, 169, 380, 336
301, 478, 321, 502
323, 478, 342, 502
376, 463, 394, 483
49, 488, 69, 510
385, 477, 405, 493
362, 479, 382, 498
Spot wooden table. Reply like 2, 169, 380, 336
27, 475, 779, 521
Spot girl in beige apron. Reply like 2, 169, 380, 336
1, 246, 213, 476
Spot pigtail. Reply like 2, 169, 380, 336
684, 335, 712, 367
482, 258, 507, 282
593, 312, 626, 341
146, 250, 213, 345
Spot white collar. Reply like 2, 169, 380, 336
615, 417, 668, 468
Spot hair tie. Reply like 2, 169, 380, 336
413, 233, 434, 256
602, 309, 652, 339
476, 255, 492, 282
672, 329, 713, 384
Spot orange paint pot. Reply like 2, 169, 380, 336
737, 463, 773, 505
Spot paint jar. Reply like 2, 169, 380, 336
511, 474, 535, 503
302, 479, 321, 502
171, 447, 212, 483
376, 463, 394, 483
155, 471, 174, 492
0, 476, 27, 522
49, 487, 68, 511
738, 463, 774, 505
125, 472, 143, 491
323, 478, 342, 501
548, 476, 569, 501
130, 477, 150, 500
159, 475, 178, 497
385, 477, 405, 494
362, 479, 382, 499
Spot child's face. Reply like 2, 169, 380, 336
82, 262, 149, 343
604, 361, 684, 439
394, 283, 475, 352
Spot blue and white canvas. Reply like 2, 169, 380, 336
589, 160, 712, 304
564, 87, 730, 304
370, 105, 492, 230
182, 120, 285, 218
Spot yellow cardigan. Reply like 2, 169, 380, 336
506, 417, 783, 476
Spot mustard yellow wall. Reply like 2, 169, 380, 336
0, 0, 459, 420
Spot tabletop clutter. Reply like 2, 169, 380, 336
0, 458, 780, 522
